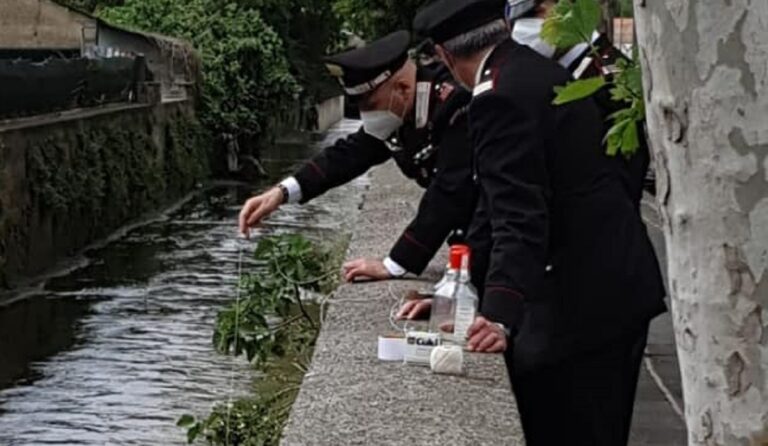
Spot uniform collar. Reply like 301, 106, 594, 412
558, 31, 600, 69
474, 45, 498, 87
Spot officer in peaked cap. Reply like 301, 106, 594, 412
239, 30, 476, 285
415, 1, 666, 445
505, 0, 656, 200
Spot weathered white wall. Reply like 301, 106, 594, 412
0, 0, 94, 50
315, 96, 344, 133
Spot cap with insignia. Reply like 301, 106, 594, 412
413, 0, 507, 44
324, 30, 411, 97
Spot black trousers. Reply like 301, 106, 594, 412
509, 326, 649, 446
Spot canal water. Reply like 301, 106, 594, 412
0, 120, 366, 445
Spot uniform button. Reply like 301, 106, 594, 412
545, 265, 553, 272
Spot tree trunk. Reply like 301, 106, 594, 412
633, 1, 768, 445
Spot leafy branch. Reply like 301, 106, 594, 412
180, 234, 339, 445
542, 0, 644, 157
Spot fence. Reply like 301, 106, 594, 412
0, 57, 145, 120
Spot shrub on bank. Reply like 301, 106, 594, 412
99, 0, 300, 145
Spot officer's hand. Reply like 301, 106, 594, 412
342, 258, 392, 282
238, 187, 283, 238
396, 298, 432, 320
467, 316, 507, 353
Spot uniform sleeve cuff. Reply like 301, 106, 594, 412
280, 177, 302, 204
482, 286, 525, 332
383, 257, 407, 277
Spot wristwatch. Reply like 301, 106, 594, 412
276, 183, 290, 204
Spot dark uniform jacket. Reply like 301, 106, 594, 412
293, 63, 475, 274
467, 40, 666, 372
564, 34, 654, 202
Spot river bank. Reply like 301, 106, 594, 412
0, 120, 365, 445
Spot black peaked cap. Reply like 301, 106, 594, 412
414, 0, 507, 44
324, 30, 411, 97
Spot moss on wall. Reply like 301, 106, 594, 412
0, 102, 210, 289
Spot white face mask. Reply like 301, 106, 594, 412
511, 18, 557, 59
360, 91, 405, 141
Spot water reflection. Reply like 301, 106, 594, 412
0, 120, 366, 445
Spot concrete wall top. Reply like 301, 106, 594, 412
281, 160, 525, 446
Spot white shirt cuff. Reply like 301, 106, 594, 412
280, 177, 302, 204
383, 257, 407, 277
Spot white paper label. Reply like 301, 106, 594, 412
453, 299, 476, 343
404, 331, 441, 365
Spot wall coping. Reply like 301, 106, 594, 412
280, 160, 525, 446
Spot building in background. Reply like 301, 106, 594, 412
0, 0, 197, 104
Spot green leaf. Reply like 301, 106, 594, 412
620, 119, 640, 157
177, 414, 196, 428
553, 76, 606, 105
604, 119, 629, 156
186, 423, 202, 444
541, 0, 602, 49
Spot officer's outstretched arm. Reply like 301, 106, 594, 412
292, 128, 391, 203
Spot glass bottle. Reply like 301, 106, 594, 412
428, 245, 467, 339
452, 252, 479, 346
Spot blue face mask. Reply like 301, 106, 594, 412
511, 18, 557, 59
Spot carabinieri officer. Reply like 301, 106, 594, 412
239, 31, 476, 282
415, 1, 666, 445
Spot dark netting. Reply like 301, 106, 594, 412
0, 57, 145, 120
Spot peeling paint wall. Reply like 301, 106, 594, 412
0, 0, 93, 50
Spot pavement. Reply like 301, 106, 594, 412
281, 157, 688, 445
629, 196, 688, 445
281, 161, 525, 446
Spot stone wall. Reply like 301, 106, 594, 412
0, 100, 209, 290
281, 161, 524, 446
315, 96, 344, 133
0, 0, 93, 50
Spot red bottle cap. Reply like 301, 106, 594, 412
449, 245, 470, 269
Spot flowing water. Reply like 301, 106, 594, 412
0, 120, 366, 445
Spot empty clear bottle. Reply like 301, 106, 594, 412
429, 245, 468, 341
452, 252, 478, 346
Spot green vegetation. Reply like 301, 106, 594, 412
58, 0, 433, 151
179, 234, 346, 445
25, 108, 208, 234
543, 0, 644, 157
332, 0, 432, 40
99, 0, 301, 145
